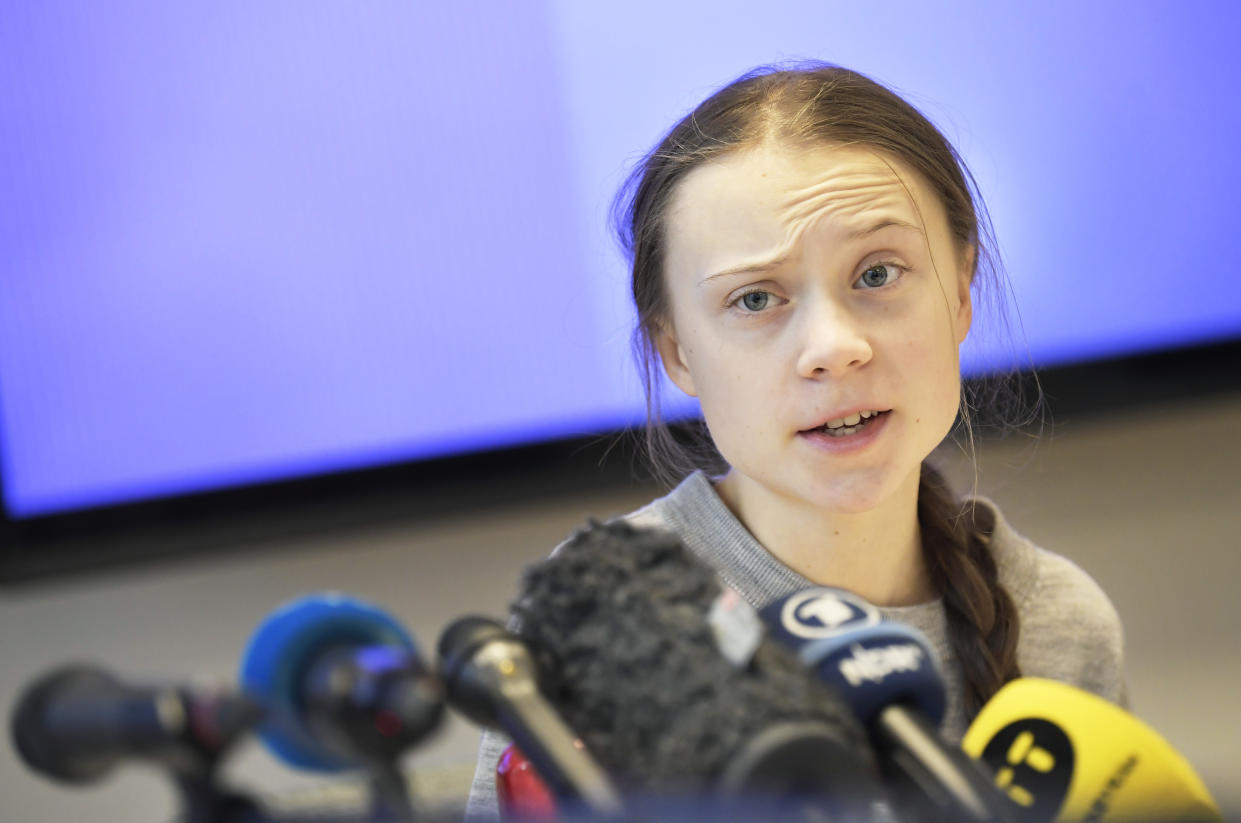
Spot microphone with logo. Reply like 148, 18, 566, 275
239, 592, 445, 817
508, 519, 885, 819
961, 677, 1221, 823
763, 586, 1016, 823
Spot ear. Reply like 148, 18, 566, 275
954, 245, 975, 344
654, 324, 698, 397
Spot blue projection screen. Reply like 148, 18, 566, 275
2, 2, 1239, 518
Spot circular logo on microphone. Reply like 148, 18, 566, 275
979, 718, 1074, 823
780, 588, 879, 639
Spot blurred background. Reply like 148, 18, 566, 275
3, 1, 1239, 820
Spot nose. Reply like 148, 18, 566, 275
794, 296, 873, 379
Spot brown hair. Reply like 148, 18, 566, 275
613, 62, 1029, 714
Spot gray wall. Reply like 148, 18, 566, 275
4, 392, 1239, 821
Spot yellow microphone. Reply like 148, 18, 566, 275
961, 678, 1220, 823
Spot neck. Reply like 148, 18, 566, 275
714, 468, 934, 607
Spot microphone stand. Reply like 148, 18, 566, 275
170, 763, 419, 823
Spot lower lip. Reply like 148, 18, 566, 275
797, 411, 891, 454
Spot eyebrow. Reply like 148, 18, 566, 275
699, 218, 924, 284
849, 218, 924, 240
700, 255, 791, 284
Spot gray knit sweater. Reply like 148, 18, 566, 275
464, 471, 1127, 819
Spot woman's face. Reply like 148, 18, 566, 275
657, 141, 973, 514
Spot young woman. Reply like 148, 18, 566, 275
465, 62, 1126, 818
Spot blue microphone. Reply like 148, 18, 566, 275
763, 587, 1015, 823
765, 587, 946, 726
239, 592, 444, 774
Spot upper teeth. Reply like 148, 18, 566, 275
825, 410, 881, 429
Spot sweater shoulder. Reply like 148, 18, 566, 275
979, 499, 1128, 705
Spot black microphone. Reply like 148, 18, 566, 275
764, 586, 1017, 823
10, 664, 259, 785
437, 616, 623, 816
510, 519, 884, 817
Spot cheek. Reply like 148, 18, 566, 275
683, 341, 774, 437
927, 346, 964, 431
887, 309, 963, 417
690, 351, 757, 410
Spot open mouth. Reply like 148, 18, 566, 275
804, 409, 891, 438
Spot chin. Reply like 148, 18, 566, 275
786, 471, 905, 515
810, 454, 931, 510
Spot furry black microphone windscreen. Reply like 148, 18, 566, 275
512, 519, 876, 794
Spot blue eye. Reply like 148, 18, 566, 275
858, 263, 902, 289
738, 291, 770, 312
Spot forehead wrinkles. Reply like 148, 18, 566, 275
665, 147, 931, 285
777, 168, 915, 242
